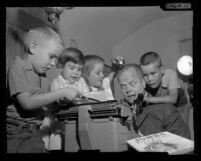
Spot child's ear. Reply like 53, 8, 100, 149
29, 43, 37, 55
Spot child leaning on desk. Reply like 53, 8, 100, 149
6, 27, 80, 153
139, 51, 190, 125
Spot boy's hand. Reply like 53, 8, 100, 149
143, 96, 150, 103
62, 87, 79, 101
111, 56, 125, 72
40, 116, 53, 130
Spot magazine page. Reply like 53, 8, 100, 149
127, 131, 194, 155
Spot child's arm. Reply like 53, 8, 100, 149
107, 56, 125, 82
16, 87, 79, 110
144, 88, 178, 104
107, 71, 116, 83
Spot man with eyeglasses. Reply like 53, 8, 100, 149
117, 63, 190, 139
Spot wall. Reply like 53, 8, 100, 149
112, 12, 193, 100
59, 8, 114, 66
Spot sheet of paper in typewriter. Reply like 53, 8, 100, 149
83, 89, 114, 102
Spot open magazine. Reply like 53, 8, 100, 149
127, 131, 194, 155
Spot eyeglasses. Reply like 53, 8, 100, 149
120, 81, 136, 90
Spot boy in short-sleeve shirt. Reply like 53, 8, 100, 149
140, 51, 189, 124
6, 27, 79, 153
7, 56, 48, 125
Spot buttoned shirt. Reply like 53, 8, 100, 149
50, 75, 89, 94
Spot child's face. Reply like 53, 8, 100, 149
87, 62, 104, 88
140, 63, 163, 89
62, 61, 83, 84
118, 69, 145, 104
30, 40, 63, 74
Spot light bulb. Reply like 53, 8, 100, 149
177, 55, 193, 76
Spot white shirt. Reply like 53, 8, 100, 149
50, 75, 88, 94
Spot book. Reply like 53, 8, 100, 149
127, 131, 194, 155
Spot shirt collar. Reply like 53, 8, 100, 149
59, 75, 77, 85
14, 56, 33, 71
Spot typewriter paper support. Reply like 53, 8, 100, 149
78, 105, 93, 150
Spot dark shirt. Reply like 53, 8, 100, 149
120, 99, 191, 139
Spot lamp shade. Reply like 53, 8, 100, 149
177, 55, 193, 76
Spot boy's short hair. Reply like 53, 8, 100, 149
117, 63, 144, 82
139, 51, 162, 67
82, 55, 104, 79
57, 47, 85, 68
23, 27, 63, 52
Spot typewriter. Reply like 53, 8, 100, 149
55, 98, 134, 120
54, 97, 139, 152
